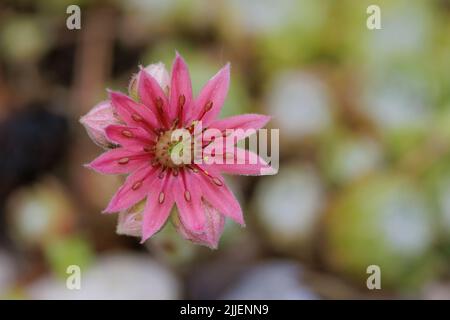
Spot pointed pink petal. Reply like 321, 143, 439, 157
109, 91, 159, 133
104, 166, 158, 213
105, 125, 154, 149
137, 70, 171, 127
170, 53, 193, 125
210, 114, 271, 141
210, 148, 276, 176
86, 148, 151, 174
193, 166, 244, 225
173, 170, 205, 233
141, 175, 175, 242
193, 63, 230, 126
129, 62, 170, 99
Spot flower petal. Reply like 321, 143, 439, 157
86, 148, 150, 174
170, 53, 193, 125
137, 69, 171, 128
173, 169, 205, 233
209, 114, 271, 141
105, 125, 154, 149
104, 166, 158, 213
129, 62, 170, 99
144, 62, 171, 93
209, 148, 276, 176
79, 101, 122, 148
193, 166, 244, 225
109, 90, 159, 133
141, 174, 175, 242
193, 63, 230, 126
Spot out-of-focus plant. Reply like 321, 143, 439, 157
323, 174, 438, 291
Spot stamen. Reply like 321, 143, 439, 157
178, 95, 186, 127
150, 159, 159, 167
191, 166, 223, 188
180, 169, 191, 202
154, 96, 170, 128
143, 146, 154, 152
118, 157, 129, 164
187, 165, 198, 173
122, 130, 133, 138
131, 114, 142, 122
132, 181, 142, 190
158, 168, 166, 179
204, 101, 213, 112
172, 118, 179, 129
212, 177, 223, 186
155, 97, 164, 111
172, 168, 179, 177
198, 101, 213, 120
158, 192, 165, 204
178, 94, 186, 108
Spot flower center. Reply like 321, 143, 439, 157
154, 130, 195, 168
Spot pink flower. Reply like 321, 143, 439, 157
83, 53, 274, 248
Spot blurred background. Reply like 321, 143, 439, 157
0, 0, 449, 299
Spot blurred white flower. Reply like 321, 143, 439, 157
267, 72, 332, 138
363, 72, 431, 131
27, 253, 180, 299
381, 190, 433, 255
222, 260, 318, 300
366, 2, 431, 62
254, 165, 325, 247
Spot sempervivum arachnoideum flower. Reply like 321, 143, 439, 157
81, 53, 275, 248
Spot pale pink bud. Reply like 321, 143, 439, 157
79, 101, 122, 148
173, 201, 225, 249
116, 200, 145, 237
129, 62, 170, 100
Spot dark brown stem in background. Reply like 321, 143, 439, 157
71, 6, 116, 116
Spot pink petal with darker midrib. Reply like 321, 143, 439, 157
141, 174, 175, 242
210, 114, 271, 141
193, 165, 244, 226
193, 63, 230, 126
105, 125, 154, 149
86, 148, 151, 175
173, 169, 205, 233
170, 53, 194, 125
137, 69, 171, 128
104, 165, 159, 213
109, 90, 159, 134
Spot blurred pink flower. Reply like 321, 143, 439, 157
82, 53, 273, 248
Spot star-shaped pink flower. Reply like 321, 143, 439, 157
81, 53, 274, 248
